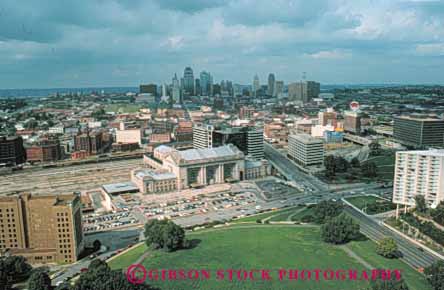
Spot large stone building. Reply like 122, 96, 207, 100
394, 116, 444, 148
393, 150, 444, 212
0, 193, 83, 264
0, 136, 27, 166
163, 145, 245, 189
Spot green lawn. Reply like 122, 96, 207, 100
345, 195, 396, 215
290, 206, 316, 221
348, 240, 432, 290
109, 226, 430, 290
108, 243, 147, 269
365, 153, 396, 181
232, 207, 299, 223
105, 103, 143, 113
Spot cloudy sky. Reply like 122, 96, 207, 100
1, 0, 444, 89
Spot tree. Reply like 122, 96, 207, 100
362, 161, 377, 178
369, 141, 382, 156
414, 195, 427, 214
369, 275, 410, 290
424, 260, 444, 290
162, 221, 185, 252
93, 240, 101, 252
376, 237, 398, 258
431, 201, 444, 226
321, 213, 360, 244
28, 270, 52, 290
73, 258, 157, 290
351, 157, 360, 168
335, 157, 349, 172
324, 155, 337, 178
144, 220, 185, 252
0, 255, 33, 289
313, 200, 344, 224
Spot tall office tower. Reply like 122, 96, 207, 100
267, 73, 275, 96
343, 111, 362, 134
0, 136, 27, 166
394, 116, 444, 148
200, 71, 212, 96
160, 84, 169, 102
253, 74, 260, 97
195, 79, 201, 96
319, 108, 338, 127
0, 192, 83, 264
246, 128, 264, 160
393, 150, 444, 211
287, 81, 320, 103
288, 134, 324, 167
193, 124, 214, 149
183, 67, 194, 95
213, 126, 264, 160
274, 80, 284, 97
172, 73, 181, 103
139, 84, 158, 95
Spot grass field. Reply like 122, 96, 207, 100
345, 195, 396, 215
108, 243, 147, 269
347, 240, 432, 290
105, 103, 143, 113
365, 153, 396, 181
109, 226, 430, 290
290, 206, 316, 221
232, 206, 301, 223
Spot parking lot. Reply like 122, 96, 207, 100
256, 178, 302, 200
83, 211, 138, 233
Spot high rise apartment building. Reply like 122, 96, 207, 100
393, 150, 444, 210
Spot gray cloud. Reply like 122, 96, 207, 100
0, 0, 443, 88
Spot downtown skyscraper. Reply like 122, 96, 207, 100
200, 71, 213, 96
183, 67, 194, 96
267, 73, 275, 96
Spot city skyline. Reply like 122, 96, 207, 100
1, 0, 444, 89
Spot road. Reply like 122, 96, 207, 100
264, 142, 327, 192
52, 227, 141, 286
345, 206, 439, 269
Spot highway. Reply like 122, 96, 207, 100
345, 206, 440, 269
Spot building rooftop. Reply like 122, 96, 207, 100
133, 169, 176, 180
289, 134, 324, 144
396, 115, 444, 122
179, 145, 243, 161
400, 149, 444, 157
102, 182, 139, 195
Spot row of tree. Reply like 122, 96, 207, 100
415, 195, 444, 227
0, 255, 33, 290
24, 259, 158, 290
324, 155, 377, 180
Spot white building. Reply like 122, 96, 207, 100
116, 129, 142, 145
193, 124, 214, 149
393, 150, 444, 211
288, 134, 324, 167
